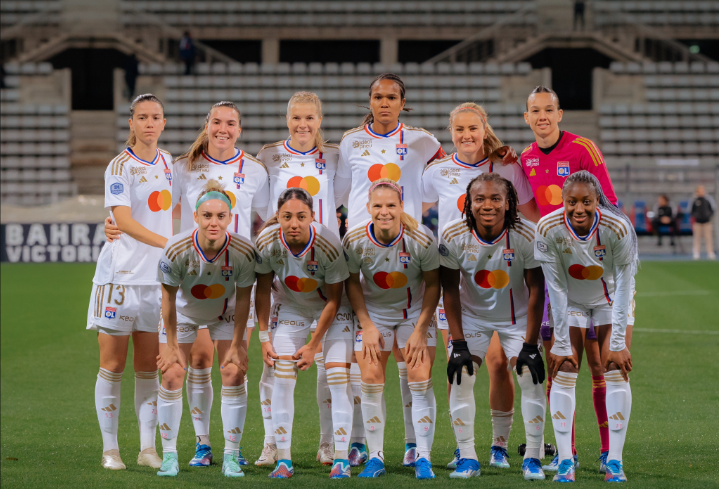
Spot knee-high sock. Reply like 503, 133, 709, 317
397, 362, 416, 445
135, 371, 159, 452
326, 367, 353, 458
272, 360, 298, 459
361, 382, 385, 460
593, 375, 609, 453
350, 363, 365, 444
517, 366, 546, 460
259, 363, 275, 445
605, 370, 631, 462
96, 368, 123, 452
491, 409, 514, 449
221, 384, 248, 455
315, 353, 333, 445
409, 379, 436, 462
158, 386, 183, 453
186, 367, 213, 444
449, 366, 477, 460
550, 372, 577, 462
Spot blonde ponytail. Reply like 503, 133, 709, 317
126, 93, 164, 147
178, 101, 242, 170
367, 177, 419, 233
448, 102, 503, 159
287, 91, 326, 152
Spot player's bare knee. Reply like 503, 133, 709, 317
161, 364, 186, 390
406, 363, 432, 383
558, 361, 578, 374
219, 363, 245, 385
605, 361, 620, 372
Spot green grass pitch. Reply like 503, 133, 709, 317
2, 262, 718, 488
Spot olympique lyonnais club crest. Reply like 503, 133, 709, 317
234, 172, 245, 185
105, 307, 117, 319
221, 266, 233, 277
307, 260, 319, 272
557, 161, 570, 177
594, 245, 606, 259
399, 252, 411, 264
271, 316, 278, 330
439, 309, 446, 321
315, 158, 326, 170
355, 331, 363, 343
396, 143, 408, 156
164, 169, 172, 181
503, 248, 515, 261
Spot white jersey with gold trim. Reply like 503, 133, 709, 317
338, 123, 443, 227
422, 153, 535, 235
157, 228, 256, 324
439, 218, 539, 324
172, 149, 270, 238
343, 219, 440, 323
96, 147, 174, 285
255, 222, 349, 312
257, 140, 343, 238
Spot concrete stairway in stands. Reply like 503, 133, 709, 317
70, 111, 116, 195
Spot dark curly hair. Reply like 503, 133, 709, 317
463, 173, 519, 232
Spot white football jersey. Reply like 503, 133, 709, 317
439, 218, 539, 323
257, 140, 344, 238
338, 123, 443, 227
343, 219, 440, 322
172, 149, 270, 238
255, 222, 349, 311
97, 147, 174, 285
157, 228, 256, 324
535, 207, 633, 307
422, 153, 535, 235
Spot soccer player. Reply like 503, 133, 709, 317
155, 180, 256, 477
422, 102, 539, 469
254, 188, 354, 479
535, 171, 637, 483
256, 91, 348, 466
440, 173, 547, 481
338, 73, 445, 467
343, 179, 441, 479
87, 93, 170, 470
520, 86, 627, 471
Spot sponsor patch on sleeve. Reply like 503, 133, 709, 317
438, 244, 450, 257
110, 183, 124, 195
537, 241, 548, 253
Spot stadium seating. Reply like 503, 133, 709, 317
594, 1, 719, 26
0, 1, 62, 27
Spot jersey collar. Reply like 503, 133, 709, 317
564, 209, 601, 241
202, 148, 243, 165
283, 139, 318, 156
452, 153, 489, 169
471, 226, 508, 246
367, 221, 404, 248
365, 122, 403, 139
280, 224, 316, 258
192, 229, 231, 263
125, 147, 160, 166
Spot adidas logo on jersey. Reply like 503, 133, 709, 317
197, 174, 207, 180
277, 259, 284, 265
366, 416, 381, 423
609, 412, 625, 421
361, 150, 370, 157
139, 176, 147, 183
342, 325, 351, 333
552, 411, 567, 420
450, 178, 459, 184
227, 427, 241, 434
528, 415, 544, 424
530, 168, 536, 177
280, 162, 289, 168
563, 247, 572, 254
467, 255, 477, 261
188, 270, 197, 275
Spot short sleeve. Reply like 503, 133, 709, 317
611, 230, 633, 267
438, 233, 461, 270
233, 248, 257, 289
343, 241, 361, 274
510, 163, 534, 206
105, 164, 132, 209
157, 250, 182, 286
322, 251, 350, 285
251, 170, 271, 219
424, 133, 443, 164
534, 225, 558, 263
419, 233, 440, 272
254, 242, 274, 275
421, 166, 439, 203
521, 235, 540, 269
337, 140, 352, 179
171, 164, 183, 208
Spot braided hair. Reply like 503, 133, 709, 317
361, 73, 412, 126
562, 170, 639, 275
464, 173, 519, 233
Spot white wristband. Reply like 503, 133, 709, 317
259, 330, 270, 343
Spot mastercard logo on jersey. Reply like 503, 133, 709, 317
148, 190, 172, 212
191, 284, 226, 300
474, 269, 510, 289
373, 271, 408, 289
287, 176, 321, 196
535, 185, 563, 207
368, 163, 401, 182
457, 194, 466, 213
285, 276, 318, 293
568, 264, 604, 280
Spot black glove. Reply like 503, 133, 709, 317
515, 342, 545, 385
447, 339, 473, 385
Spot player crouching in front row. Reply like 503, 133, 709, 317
440, 173, 548, 481
155, 180, 257, 477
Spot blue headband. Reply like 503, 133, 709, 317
195, 191, 232, 210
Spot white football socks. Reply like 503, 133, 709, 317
186, 367, 212, 445
134, 371, 159, 452
326, 366, 353, 459
491, 408, 514, 449
158, 386, 183, 453
449, 365, 478, 461
349, 363, 365, 444
315, 353, 333, 446
259, 363, 275, 445
516, 366, 546, 460
272, 360, 298, 460
409, 379, 436, 462
397, 362, 417, 445
605, 370, 631, 462
550, 371, 577, 462
361, 382, 385, 460
96, 368, 123, 452
221, 384, 248, 455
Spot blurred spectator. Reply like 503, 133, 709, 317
691, 185, 716, 260
179, 31, 196, 75
652, 194, 677, 246
573, 0, 586, 31
124, 53, 139, 101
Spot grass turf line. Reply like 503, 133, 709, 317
1, 262, 718, 488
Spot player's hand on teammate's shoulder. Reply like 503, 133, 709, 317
489, 145, 518, 166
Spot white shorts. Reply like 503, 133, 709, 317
447, 314, 527, 362
353, 311, 438, 353
271, 301, 354, 364
436, 299, 448, 331
197, 286, 256, 333
549, 277, 637, 328
159, 311, 248, 344
86, 283, 160, 335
